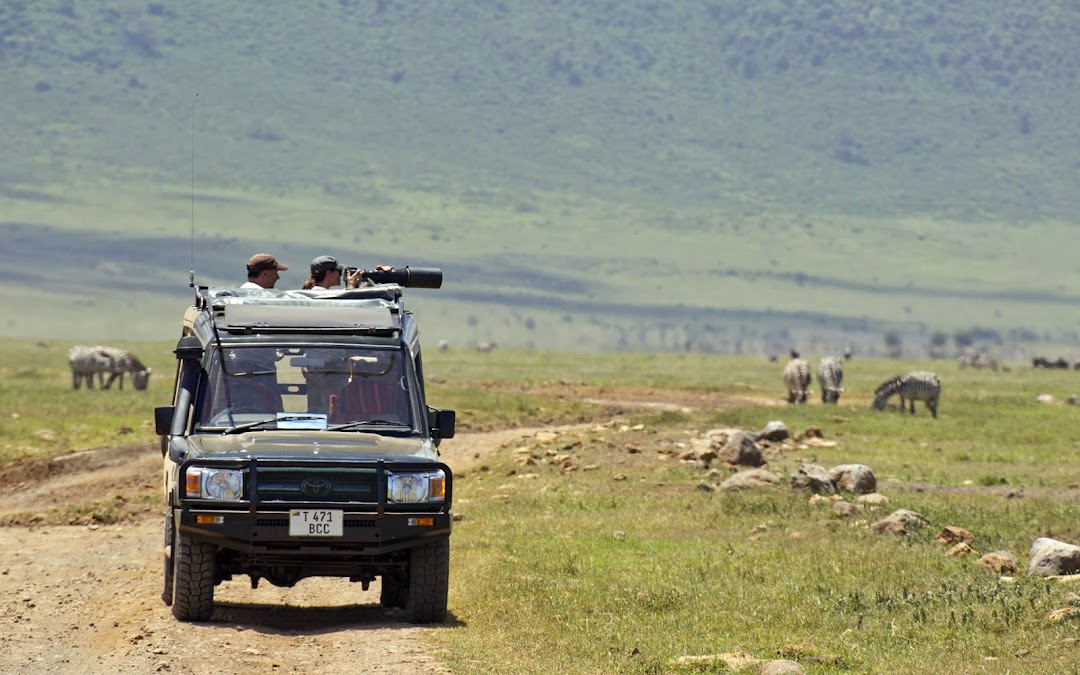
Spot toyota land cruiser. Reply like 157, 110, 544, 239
155, 275, 455, 623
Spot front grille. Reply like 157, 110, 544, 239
254, 466, 378, 503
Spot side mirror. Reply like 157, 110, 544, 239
427, 407, 455, 441
155, 405, 175, 436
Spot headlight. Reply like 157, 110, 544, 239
387, 470, 446, 503
186, 467, 244, 500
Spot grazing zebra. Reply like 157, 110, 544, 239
67, 345, 113, 390
817, 356, 844, 404
872, 370, 941, 418
782, 352, 812, 404
67, 345, 152, 391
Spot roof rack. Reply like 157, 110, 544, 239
193, 285, 406, 335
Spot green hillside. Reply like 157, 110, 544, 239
1, 1, 1078, 352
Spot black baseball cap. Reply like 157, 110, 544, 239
311, 255, 344, 274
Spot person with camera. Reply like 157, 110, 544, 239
242, 253, 288, 289
302, 255, 395, 290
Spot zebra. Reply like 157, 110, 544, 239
959, 350, 999, 371
67, 345, 152, 391
817, 356, 844, 404
67, 345, 113, 390
872, 370, 941, 418
782, 352, 812, 404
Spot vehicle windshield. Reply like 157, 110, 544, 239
195, 345, 415, 432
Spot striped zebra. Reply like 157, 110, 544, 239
67, 345, 151, 391
782, 353, 812, 404
817, 356, 844, 404
872, 370, 941, 418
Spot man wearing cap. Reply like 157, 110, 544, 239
243, 253, 288, 289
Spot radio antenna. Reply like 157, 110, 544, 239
189, 92, 199, 288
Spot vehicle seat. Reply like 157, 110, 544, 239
328, 378, 407, 423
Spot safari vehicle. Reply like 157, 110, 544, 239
154, 271, 455, 623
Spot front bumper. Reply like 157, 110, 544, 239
176, 507, 452, 556
172, 455, 453, 557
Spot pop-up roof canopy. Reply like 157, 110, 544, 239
199, 286, 405, 335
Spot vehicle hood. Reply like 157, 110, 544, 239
185, 431, 438, 461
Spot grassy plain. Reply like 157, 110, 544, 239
4, 339, 1080, 672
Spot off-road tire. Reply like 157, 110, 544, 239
403, 538, 449, 623
161, 512, 174, 606
380, 572, 408, 608
171, 531, 216, 621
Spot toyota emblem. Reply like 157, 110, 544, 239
300, 477, 333, 497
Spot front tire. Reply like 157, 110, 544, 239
171, 531, 216, 621
403, 538, 449, 624
161, 512, 174, 606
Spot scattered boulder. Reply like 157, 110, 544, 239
935, 526, 974, 546
855, 493, 889, 506
761, 660, 806, 675
757, 420, 789, 442
829, 464, 876, 494
947, 542, 975, 557
831, 501, 860, 518
1048, 608, 1080, 623
1028, 538, 1080, 577
717, 431, 765, 467
796, 426, 824, 440
871, 509, 930, 535
975, 551, 1019, 575
791, 463, 838, 495
719, 469, 782, 492
671, 652, 759, 670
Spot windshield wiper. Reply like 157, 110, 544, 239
214, 415, 326, 435
218, 417, 280, 434
325, 420, 412, 432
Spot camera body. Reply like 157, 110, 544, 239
344, 266, 442, 289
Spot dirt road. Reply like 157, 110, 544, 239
0, 427, 554, 675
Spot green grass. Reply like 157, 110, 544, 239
435, 411, 1080, 673
7, 339, 1080, 671
0, 339, 176, 463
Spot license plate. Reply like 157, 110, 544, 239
289, 509, 343, 537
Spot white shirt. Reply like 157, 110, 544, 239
241, 281, 263, 289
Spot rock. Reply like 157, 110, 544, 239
871, 509, 929, 535
855, 493, 889, 506
800, 426, 824, 439
831, 501, 860, 518
757, 420, 789, 442
1048, 607, 1080, 623
947, 542, 975, 557
717, 431, 765, 467
975, 551, 1019, 575
791, 463, 837, 495
935, 526, 974, 546
719, 469, 782, 492
830, 464, 876, 494
761, 660, 806, 675
1028, 538, 1080, 577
